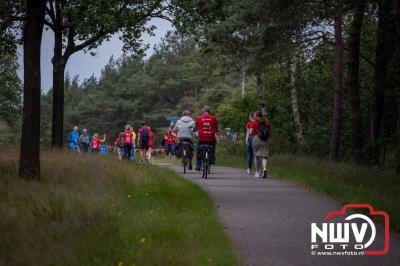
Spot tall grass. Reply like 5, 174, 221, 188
0, 151, 238, 266
217, 144, 400, 232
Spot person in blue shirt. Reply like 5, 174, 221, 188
67, 126, 80, 152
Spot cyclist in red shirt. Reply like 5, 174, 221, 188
194, 106, 218, 171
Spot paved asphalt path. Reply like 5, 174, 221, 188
165, 164, 400, 266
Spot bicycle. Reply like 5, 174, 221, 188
181, 140, 192, 173
199, 144, 213, 179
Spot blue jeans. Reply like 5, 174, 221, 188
165, 144, 175, 156
247, 136, 254, 169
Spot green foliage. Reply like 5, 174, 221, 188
0, 47, 21, 126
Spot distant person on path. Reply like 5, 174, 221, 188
194, 106, 218, 171
67, 126, 80, 152
138, 122, 152, 163
122, 125, 135, 160
249, 111, 271, 178
164, 127, 177, 160
148, 130, 154, 162
114, 132, 124, 160
174, 110, 195, 169
91, 133, 106, 153
79, 128, 90, 153
245, 112, 256, 175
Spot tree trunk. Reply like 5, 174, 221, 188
346, 0, 365, 160
241, 68, 245, 98
394, 0, 400, 179
370, 0, 395, 164
256, 72, 266, 115
329, 0, 344, 161
19, 0, 45, 179
290, 55, 304, 143
51, 30, 66, 148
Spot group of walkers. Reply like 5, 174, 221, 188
245, 111, 272, 179
67, 126, 107, 153
65, 106, 218, 171
67, 106, 271, 178
114, 122, 154, 163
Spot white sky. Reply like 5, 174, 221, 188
17, 18, 172, 93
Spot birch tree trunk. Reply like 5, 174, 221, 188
256, 72, 266, 115
290, 55, 304, 143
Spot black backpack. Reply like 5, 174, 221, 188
258, 121, 270, 141
141, 127, 150, 142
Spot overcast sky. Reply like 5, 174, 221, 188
17, 18, 172, 93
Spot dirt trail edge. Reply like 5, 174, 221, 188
165, 164, 400, 266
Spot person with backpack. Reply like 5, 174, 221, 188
245, 112, 256, 175
138, 122, 152, 163
249, 111, 271, 179
67, 126, 80, 152
122, 125, 135, 160
164, 127, 177, 160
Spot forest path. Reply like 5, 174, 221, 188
163, 164, 400, 266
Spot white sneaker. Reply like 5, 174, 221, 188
246, 168, 251, 175
254, 171, 260, 178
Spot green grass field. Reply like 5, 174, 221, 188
0, 151, 239, 266
217, 145, 400, 233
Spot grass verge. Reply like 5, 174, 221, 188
217, 147, 400, 233
0, 151, 239, 266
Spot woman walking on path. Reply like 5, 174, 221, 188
164, 127, 177, 160
245, 112, 256, 175
249, 111, 271, 178
122, 125, 135, 160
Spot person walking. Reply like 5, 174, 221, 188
67, 126, 80, 152
164, 127, 177, 160
79, 128, 90, 153
245, 112, 256, 175
249, 111, 271, 178
148, 130, 154, 162
122, 125, 135, 160
114, 132, 124, 160
91, 133, 106, 153
138, 122, 152, 163
194, 106, 218, 171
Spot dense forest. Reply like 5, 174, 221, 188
1, 0, 400, 178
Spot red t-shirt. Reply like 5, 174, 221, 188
149, 131, 154, 148
91, 139, 101, 149
195, 113, 218, 142
250, 120, 271, 135
246, 120, 257, 130
122, 131, 134, 144
164, 131, 176, 145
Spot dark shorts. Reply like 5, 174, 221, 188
140, 140, 149, 151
